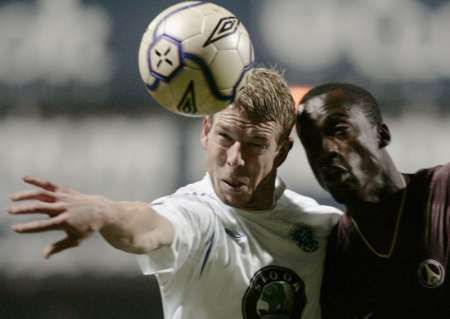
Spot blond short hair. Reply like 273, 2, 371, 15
234, 67, 295, 143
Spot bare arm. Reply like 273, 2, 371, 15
100, 200, 174, 254
8, 176, 174, 258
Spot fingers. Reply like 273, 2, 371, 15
44, 236, 80, 259
11, 214, 66, 233
8, 202, 65, 216
11, 189, 57, 203
23, 176, 58, 192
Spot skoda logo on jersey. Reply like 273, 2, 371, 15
417, 259, 446, 288
290, 224, 319, 252
242, 265, 306, 319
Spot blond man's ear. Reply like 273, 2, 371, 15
275, 136, 294, 168
201, 116, 213, 149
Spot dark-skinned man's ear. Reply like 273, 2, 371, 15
377, 123, 391, 148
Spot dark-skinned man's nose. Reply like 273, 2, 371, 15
321, 138, 339, 159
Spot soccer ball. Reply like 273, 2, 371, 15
138, 1, 254, 116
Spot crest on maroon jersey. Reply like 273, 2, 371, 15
417, 259, 445, 288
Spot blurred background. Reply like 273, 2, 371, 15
1, 0, 449, 318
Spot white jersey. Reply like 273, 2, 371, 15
137, 174, 342, 319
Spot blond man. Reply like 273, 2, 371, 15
9, 68, 341, 319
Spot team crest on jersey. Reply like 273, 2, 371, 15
290, 224, 319, 252
242, 265, 306, 319
417, 259, 446, 288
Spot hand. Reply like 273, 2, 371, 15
8, 176, 112, 258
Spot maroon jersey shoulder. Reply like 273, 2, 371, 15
429, 162, 450, 191
419, 162, 450, 269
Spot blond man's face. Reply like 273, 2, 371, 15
201, 106, 289, 210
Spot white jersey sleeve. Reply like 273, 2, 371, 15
137, 192, 217, 275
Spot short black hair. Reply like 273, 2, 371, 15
299, 83, 383, 126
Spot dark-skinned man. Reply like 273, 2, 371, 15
296, 83, 449, 318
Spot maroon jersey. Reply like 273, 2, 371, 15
321, 163, 450, 318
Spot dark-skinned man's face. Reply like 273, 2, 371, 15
297, 92, 385, 204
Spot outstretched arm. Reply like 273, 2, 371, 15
8, 176, 174, 258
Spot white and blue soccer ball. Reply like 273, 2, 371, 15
138, 1, 255, 116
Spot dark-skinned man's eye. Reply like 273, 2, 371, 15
333, 126, 349, 137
